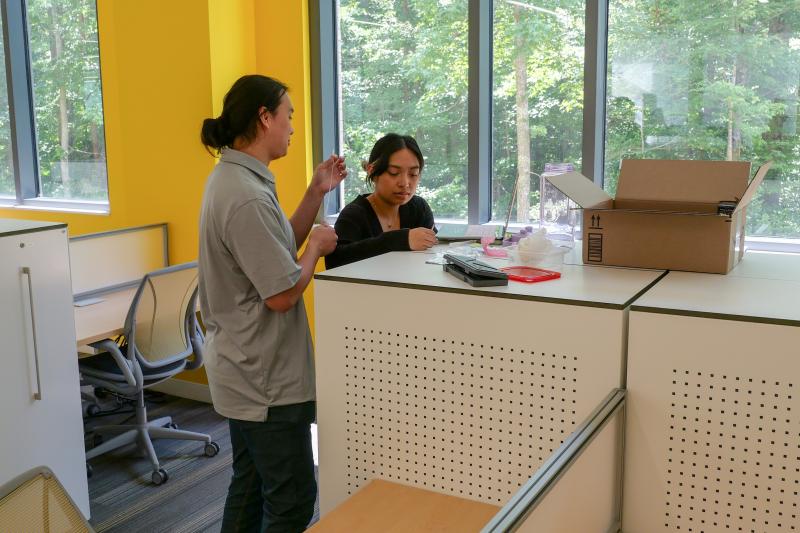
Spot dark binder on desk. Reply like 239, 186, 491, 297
443, 254, 508, 287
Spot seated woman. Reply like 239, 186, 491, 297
325, 133, 437, 269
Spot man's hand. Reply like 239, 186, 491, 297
309, 224, 338, 256
311, 154, 348, 197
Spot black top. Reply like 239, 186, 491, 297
325, 194, 435, 269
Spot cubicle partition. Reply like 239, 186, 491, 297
623, 261, 800, 532
483, 389, 625, 533
69, 223, 168, 300
314, 250, 800, 531
314, 252, 664, 515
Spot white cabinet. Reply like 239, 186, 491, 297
0, 221, 89, 518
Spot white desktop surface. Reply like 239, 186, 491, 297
631, 253, 800, 324
728, 249, 800, 281
0, 219, 65, 236
317, 251, 665, 308
74, 287, 136, 348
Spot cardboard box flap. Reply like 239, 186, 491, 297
733, 161, 772, 214
616, 159, 750, 204
544, 171, 612, 208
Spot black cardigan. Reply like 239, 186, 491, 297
324, 194, 435, 269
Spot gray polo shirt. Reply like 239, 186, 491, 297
198, 148, 315, 422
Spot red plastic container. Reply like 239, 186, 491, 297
500, 265, 561, 283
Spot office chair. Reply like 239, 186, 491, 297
79, 262, 219, 485
0, 466, 93, 532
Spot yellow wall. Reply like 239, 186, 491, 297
0, 0, 214, 263
254, 1, 314, 211
0, 1, 317, 386
208, 0, 256, 117
252, 1, 321, 339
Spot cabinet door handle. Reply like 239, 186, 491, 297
21, 267, 43, 401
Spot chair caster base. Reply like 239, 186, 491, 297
151, 468, 168, 485
204, 442, 220, 457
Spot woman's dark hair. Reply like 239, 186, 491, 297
364, 133, 424, 185
200, 75, 288, 154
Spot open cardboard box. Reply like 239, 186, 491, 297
547, 159, 772, 274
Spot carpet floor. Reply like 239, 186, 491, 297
84, 393, 319, 532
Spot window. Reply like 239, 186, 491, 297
1, 0, 108, 209
606, 0, 800, 239
337, 0, 469, 219
316, 0, 800, 249
492, 0, 585, 226
0, 14, 15, 198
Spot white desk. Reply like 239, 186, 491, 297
624, 251, 800, 532
314, 252, 664, 515
727, 249, 800, 282
74, 287, 137, 348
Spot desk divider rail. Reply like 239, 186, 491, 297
481, 388, 626, 533
70, 223, 169, 302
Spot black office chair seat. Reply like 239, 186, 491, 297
80, 350, 187, 384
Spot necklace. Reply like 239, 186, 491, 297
367, 195, 399, 230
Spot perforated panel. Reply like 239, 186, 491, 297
625, 311, 800, 533
316, 280, 626, 514
665, 370, 799, 532
342, 326, 578, 504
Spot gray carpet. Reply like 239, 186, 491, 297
84, 393, 319, 532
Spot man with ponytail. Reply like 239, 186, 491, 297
198, 75, 346, 532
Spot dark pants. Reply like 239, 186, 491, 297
221, 401, 317, 533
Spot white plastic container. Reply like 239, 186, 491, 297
510, 245, 570, 272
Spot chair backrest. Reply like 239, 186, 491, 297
0, 467, 93, 532
125, 262, 198, 368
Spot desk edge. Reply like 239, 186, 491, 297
630, 305, 800, 328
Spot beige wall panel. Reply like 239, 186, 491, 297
69, 225, 166, 295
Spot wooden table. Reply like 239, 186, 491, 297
307, 479, 499, 533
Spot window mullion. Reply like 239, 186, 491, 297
467, 0, 492, 224
310, 0, 341, 216
582, 0, 609, 186
2, 0, 38, 201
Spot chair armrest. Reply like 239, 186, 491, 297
185, 322, 205, 371
88, 339, 137, 387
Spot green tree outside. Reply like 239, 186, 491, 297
339, 0, 800, 238
0, 0, 107, 202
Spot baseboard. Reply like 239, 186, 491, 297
151, 379, 212, 404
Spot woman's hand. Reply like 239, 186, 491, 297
408, 228, 438, 251
311, 154, 348, 197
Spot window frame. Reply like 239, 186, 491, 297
309, 0, 342, 217
311, 0, 798, 253
0, 0, 108, 213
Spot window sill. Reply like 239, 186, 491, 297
0, 198, 110, 215
745, 236, 800, 254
